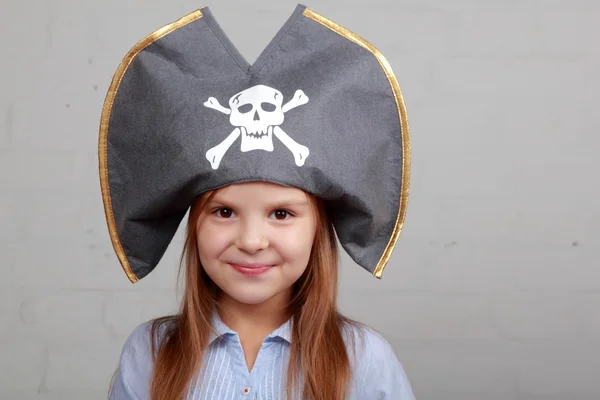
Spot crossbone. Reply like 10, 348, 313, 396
204, 85, 310, 169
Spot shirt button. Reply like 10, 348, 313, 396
242, 387, 251, 395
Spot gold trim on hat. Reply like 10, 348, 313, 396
303, 9, 411, 280
98, 9, 205, 283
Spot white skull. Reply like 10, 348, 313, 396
228, 85, 284, 152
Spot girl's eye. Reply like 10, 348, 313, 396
215, 208, 235, 218
270, 210, 292, 220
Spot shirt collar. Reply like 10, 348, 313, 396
266, 317, 292, 343
208, 309, 236, 343
208, 309, 292, 344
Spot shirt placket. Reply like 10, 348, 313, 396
229, 335, 281, 399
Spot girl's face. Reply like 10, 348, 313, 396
196, 182, 317, 307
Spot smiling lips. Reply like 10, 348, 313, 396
229, 263, 275, 276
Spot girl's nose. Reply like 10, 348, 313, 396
235, 226, 269, 254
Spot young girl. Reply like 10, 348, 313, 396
100, 4, 414, 399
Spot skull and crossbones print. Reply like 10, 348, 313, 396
204, 84, 310, 169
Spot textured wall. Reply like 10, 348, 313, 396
1, 0, 599, 399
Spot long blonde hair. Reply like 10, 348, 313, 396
148, 189, 361, 400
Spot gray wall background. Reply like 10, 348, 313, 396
1, 0, 599, 399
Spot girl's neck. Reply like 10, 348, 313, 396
216, 290, 292, 336
216, 291, 293, 372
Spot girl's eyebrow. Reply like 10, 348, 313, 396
270, 200, 310, 208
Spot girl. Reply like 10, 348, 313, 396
100, 4, 414, 399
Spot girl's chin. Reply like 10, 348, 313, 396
227, 292, 278, 306
220, 284, 289, 306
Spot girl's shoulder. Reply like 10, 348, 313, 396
341, 319, 393, 355
109, 319, 174, 399
340, 320, 416, 399
119, 319, 168, 374
123, 317, 174, 356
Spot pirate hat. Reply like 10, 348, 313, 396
99, 4, 410, 283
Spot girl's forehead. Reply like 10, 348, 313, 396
213, 182, 309, 203
217, 181, 303, 194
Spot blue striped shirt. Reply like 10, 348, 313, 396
110, 312, 415, 399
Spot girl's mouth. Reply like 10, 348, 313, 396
229, 263, 273, 276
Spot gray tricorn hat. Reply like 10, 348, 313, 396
99, 3, 410, 283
